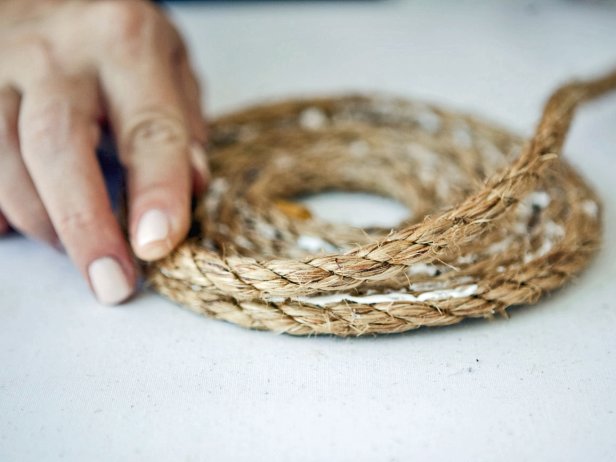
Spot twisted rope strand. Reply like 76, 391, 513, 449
147, 69, 615, 336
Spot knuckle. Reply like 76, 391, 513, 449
18, 37, 58, 76
55, 208, 100, 237
21, 94, 97, 159
22, 99, 75, 149
97, 0, 159, 47
124, 112, 189, 152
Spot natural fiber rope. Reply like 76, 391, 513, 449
147, 69, 616, 336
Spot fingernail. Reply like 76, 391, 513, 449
88, 257, 132, 305
189, 142, 210, 181
136, 209, 169, 248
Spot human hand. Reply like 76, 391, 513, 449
0, 0, 208, 304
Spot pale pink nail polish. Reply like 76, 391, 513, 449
136, 209, 170, 248
88, 257, 132, 305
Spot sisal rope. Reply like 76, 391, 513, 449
147, 69, 616, 336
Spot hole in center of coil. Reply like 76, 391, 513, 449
296, 190, 413, 229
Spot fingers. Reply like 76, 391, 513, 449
18, 76, 135, 304
0, 87, 57, 245
0, 0, 208, 306
97, 13, 195, 261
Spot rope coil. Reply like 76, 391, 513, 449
147, 70, 616, 336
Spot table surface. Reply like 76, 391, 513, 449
2, 1, 616, 461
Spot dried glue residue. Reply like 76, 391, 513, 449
204, 178, 229, 216
544, 220, 565, 238
407, 262, 448, 277
293, 284, 478, 306
529, 191, 551, 209
457, 254, 476, 265
452, 123, 473, 148
523, 220, 565, 263
581, 200, 598, 218
487, 236, 514, 255
299, 107, 327, 130
409, 276, 475, 292
515, 191, 551, 223
415, 109, 441, 134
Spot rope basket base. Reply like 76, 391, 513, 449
147, 71, 615, 336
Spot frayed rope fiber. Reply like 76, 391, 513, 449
147, 69, 616, 336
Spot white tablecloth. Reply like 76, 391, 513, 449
2, 1, 616, 460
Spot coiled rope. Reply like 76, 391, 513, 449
147, 69, 616, 336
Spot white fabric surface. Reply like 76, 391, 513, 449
1, 1, 616, 460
